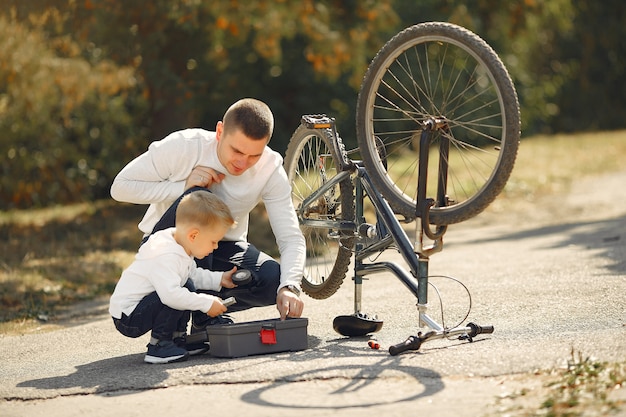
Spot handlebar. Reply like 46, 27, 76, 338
388, 331, 435, 356
467, 322, 494, 338
389, 323, 494, 355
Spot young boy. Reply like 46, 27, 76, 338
109, 190, 237, 364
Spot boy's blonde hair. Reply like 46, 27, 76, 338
175, 191, 235, 230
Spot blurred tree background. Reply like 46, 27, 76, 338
1, 0, 625, 209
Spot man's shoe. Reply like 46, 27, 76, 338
191, 314, 234, 335
144, 340, 189, 364
174, 335, 210, 356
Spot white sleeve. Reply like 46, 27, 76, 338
189, 267, 223, 292
148, 254, 217, 313
110, 132, 199, 204
263, 165, 306, 290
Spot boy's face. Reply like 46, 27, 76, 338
188, 224, 230, 259
215, 121, 268, 176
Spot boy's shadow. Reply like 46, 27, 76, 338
17, 352, 191, 395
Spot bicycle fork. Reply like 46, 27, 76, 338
392, 120, 493, 354
353, 121, 494, 354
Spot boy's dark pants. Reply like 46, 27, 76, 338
112, 283, 192, 342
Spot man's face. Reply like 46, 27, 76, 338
215, 121, 268, 176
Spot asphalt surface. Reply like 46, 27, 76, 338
1, 171, 625, 417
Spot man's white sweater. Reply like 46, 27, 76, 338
110, 128, 305, 290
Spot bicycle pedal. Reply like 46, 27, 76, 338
327, 231, 340, 239
301, 114, 334, 129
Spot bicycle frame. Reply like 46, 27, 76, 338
296, 117, 493, 352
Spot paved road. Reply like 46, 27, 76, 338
1, 172, 625, 417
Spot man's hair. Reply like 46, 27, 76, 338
176, 191, 235, 230
222, 98, 274, 140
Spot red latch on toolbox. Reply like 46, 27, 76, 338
260, 324, 277, 344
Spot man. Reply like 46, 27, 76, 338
111, 98, 305, 328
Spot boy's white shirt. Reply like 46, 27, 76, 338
109, 228, 223, 319
110, 128, 305, 291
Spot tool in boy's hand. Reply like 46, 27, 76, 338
368, 339, 380, 349
185, 297, 235, 345
232, 269, 253, 286
222, 297, 236, 307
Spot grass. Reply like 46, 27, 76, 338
0, 200, 277, 328
359, 129, 626, 223
493, 350, 626, 416
1, 129, 625, 327
0, 201, 141, 324
539, 351, 626, 416
501, 130, 626, 200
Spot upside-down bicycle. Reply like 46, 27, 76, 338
283, 22, 520, 355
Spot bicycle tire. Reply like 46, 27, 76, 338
356, 22, 520, 225
283, 125, 355, 299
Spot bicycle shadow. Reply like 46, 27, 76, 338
201, 336, 446, 409
239, 359, 443, 409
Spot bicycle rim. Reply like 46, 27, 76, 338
284, 126, 354, 299
356, 22, 520, 224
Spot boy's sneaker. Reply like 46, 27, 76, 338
191, 314, 234, 335
173, 335, 210, 356
144, 340, 189, 364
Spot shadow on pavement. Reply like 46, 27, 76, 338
16, 352, 189, 396
470, 214, 626, 274
15, 335, 445, 407
239, 358, 444, 409
201, 336, 444, 409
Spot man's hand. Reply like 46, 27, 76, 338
185, 166, 225, 190
276, 287, 304, 320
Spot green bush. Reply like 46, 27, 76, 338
0, 15, 148, 209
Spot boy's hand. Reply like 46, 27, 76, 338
220, 266, 237, 289
207, 298, 228, 317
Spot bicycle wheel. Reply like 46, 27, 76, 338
356, 22, 520, 224
284, 125, 355, 299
